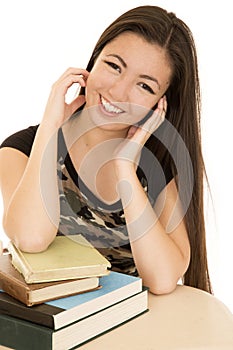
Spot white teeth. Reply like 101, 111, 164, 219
101, 96, 123, 114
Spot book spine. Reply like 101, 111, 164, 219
8, 243, 33, 283
0, 294, 56, 329
0, 278, 29, 306
0, 314, 53, 350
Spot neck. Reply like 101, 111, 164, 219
65, 108, 130, 151
82, 126, 128, 150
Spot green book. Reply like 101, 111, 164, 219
0, 288, 148, 350
8, 234, 111, 283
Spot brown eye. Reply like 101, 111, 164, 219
104, 60, 121, 73
138, 82, 155, 95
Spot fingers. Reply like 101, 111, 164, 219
146, 95, 167, 129
52, 68, 89, 97
42, 68, 89, 128
0, 240, 3, 255
160, 95, 167, 119
114, 97, 167, 168
131, 96, 167, 143
57, 67, 89, 84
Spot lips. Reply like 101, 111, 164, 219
100, 96, 125, 115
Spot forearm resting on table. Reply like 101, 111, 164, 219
2, 124, 60, 252
116, 169, 190, 295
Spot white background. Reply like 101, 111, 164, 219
0, 0, 232, 312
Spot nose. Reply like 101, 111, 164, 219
108, 76, 131, 102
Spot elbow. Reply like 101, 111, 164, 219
3, 215, 56, 253
145, 274, 178, 295
14, 236, 53, 253
149, 282, 177, 295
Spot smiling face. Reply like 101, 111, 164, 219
84, 32, 172, 131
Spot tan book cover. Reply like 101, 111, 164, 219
7, 234, 111, 283
0, 254, 100, 306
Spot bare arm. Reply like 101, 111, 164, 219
117, 171, 190, 294
114, 97, 190, 294
0, 68, 89, 252
0, 126, 59, 252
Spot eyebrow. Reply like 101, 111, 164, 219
106, 54, 161, 90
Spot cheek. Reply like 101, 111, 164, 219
127, 95, 161, 125
85, 72, 96, 93
85, 72, 101, 104
133, 94, 159, 113
85, 76, 101, 100
88, 61, 121, 95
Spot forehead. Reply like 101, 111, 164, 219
101, 32, 172, 79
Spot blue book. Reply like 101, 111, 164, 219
0, 271, 142, 330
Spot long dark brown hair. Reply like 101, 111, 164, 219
81, 5, 212, 293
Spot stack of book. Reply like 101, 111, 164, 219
0, 234, 148, 349
1, 234, 111, 306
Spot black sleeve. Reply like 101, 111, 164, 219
138, 125, 176, 205
0, 125, 39, 157
139, 148, 174, 205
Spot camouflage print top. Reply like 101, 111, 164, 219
0, 124, 174, 276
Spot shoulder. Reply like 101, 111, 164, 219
0, 125, 39, 157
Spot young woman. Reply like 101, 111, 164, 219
0, 5, 212, 294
